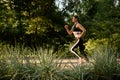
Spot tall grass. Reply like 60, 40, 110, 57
62, 64, 93, 80
91, 46, 120, 80
0, 45, 120, 80
0, 45, 64, 80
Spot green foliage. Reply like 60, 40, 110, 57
62, 65, 92, 80
0, 0, 67, 47
91, 46, 120, 80
85, 38, 109, 54
0, 45, 63, 80
0, 0, 120, 54
60, 0, 120, 51
0, 45, 120, 80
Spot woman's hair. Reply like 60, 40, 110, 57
74, 15, 79, 20
74, 15, 79, 22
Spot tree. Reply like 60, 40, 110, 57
0, 0, 68, 49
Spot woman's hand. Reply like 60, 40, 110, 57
64, 25, 68, 29
64, 25, 72, 35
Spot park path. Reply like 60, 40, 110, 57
24, 58, 92, 69
21, 58, 120, 69
55, 59, 93, 69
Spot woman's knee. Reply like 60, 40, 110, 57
70, 47, 76, 53
70, 47, 73, 52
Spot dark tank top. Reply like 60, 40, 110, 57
72, 24, 81, 32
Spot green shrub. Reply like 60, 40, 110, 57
0, 46, 64, 80
63, 64, 93, 80
91, 46, 120, 80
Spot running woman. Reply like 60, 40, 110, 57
64, 15, 88, 63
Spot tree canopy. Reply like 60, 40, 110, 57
0, 0, 120, 51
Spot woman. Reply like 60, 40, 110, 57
64, 15, 88, 63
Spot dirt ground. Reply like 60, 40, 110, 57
55, 59, 92, 69
24, 58, 92, 69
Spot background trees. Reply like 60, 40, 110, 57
0, 0, 120, 51
58, 0, 120, 51
0, 0, 67, 48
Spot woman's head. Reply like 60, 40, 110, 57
72, 15, 79, 23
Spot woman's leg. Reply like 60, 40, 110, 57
70, 39, 80, 58
79, 39, 89, 61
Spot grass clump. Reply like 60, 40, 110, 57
0, 46, 63, 80
91, 46, 120, 80
62, 65, 92, 80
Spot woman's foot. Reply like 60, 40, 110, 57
78, 57, 82, 64
78, 57, 85, 64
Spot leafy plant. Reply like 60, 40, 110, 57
91, 46, 120, 80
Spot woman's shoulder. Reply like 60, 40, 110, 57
76, 23, 81, 27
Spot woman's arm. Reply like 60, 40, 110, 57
64, 25, 73, 35
77, 23, 86, 38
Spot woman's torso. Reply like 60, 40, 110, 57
72, 23, 82, 38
